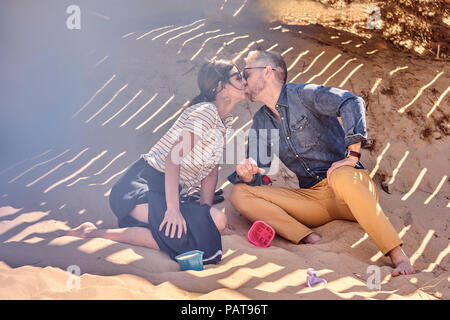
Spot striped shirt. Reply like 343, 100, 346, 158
142, 102, 233, 193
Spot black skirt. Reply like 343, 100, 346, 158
108, 157, 222, 264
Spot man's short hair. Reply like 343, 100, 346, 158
245, 50, 287, 84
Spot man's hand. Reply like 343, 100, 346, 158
327, 156, 358, 185
236, 157, 265, 183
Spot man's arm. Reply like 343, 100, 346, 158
227, 114, 272, 186
298, 84, 368, 147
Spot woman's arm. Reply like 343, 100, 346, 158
199, 164, 219, 206
159, 130, 199, 238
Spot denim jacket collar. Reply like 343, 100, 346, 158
275, 84, 288, 107
263, 84, 288, 119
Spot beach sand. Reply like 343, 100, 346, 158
0, 0, 449, 299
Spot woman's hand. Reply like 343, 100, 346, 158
159, 207, 187, 239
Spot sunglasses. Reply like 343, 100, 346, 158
242, 66, 276, 81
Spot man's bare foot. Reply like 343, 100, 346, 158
388, 246, 416, 277
301, 232, 321, 244
66, 222, 97, 238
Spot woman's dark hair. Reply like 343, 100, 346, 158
188, 59, 236, 106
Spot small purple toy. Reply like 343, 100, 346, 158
306, 268, 327, 288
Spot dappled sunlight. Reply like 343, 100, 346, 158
0, 149, 52, 176
286, 50, 309, 72
177, 29, 221, 54
135, 95, 175, 130
8, 149, 70, 184
135, 24, 174, 41
410, 230, 435, 267
398, 71, 444, 114
217, 262, 284, 289
280, 47, 293, 56
212, 34, 249, 60
289, 51, 325, 83
105, 248, 144, 265
401, 168, 427, 201
67, 151, 127, 187
153, 100, 190, 133
388, 150, 409, 185
424, 243, 449, 272
0, 211, 50, 235
43, 150, 108, 193
426, 85, 450, 118
226, 119, 252, 144
191, 32, 235, 61
121, 32, 135, 39
254, 268, 304, 293
72, 74, 116, 119
120, 93, 158, 127
26, 148, 89, 187
166, 23, 205, 44
188, 252, 258, 278
218, 180, 231, 191
104, 188, 112, 197
77, 238, 114, 254
389, 66, 408, 76
370, 225, 411, 262
306, 53, 341, 83
370, 77, 382, 94
102, 89, 143, 126
151, 19, 205, 41
339, 63, 364, 88
232, 39, 264, 63
265, 43, 279, 51
322, 58, 357, 86
351, 233, 368, 248
93, 55, 108, 68
88, 164, 129, 187
85, 84, 129, 123
424, 175, 447, 205
369, 142, 391, 179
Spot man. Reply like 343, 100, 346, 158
228, 50, 415, 277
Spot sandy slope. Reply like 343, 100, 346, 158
0, 0, 449, 299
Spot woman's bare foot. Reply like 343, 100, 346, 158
301, 232, 321, 244
388, 246, 416, 277
66, 222, 97, 238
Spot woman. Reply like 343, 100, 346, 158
66, 60, 246, 264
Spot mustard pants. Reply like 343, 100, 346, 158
229, 166, 403, 256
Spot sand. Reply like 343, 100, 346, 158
0, 0, 449, 300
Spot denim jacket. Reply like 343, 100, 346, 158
227, 83, 367, 189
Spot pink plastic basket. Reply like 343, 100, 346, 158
248, 221, 275, 248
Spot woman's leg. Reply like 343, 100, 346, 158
131, 203, 228, 234
66, 200, 227, 248
66, 203, 160, 250
209, 207, 227, 233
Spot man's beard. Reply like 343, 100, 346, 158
247, 78, 265, 102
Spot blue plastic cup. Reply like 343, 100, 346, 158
175, 250, 204, 271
